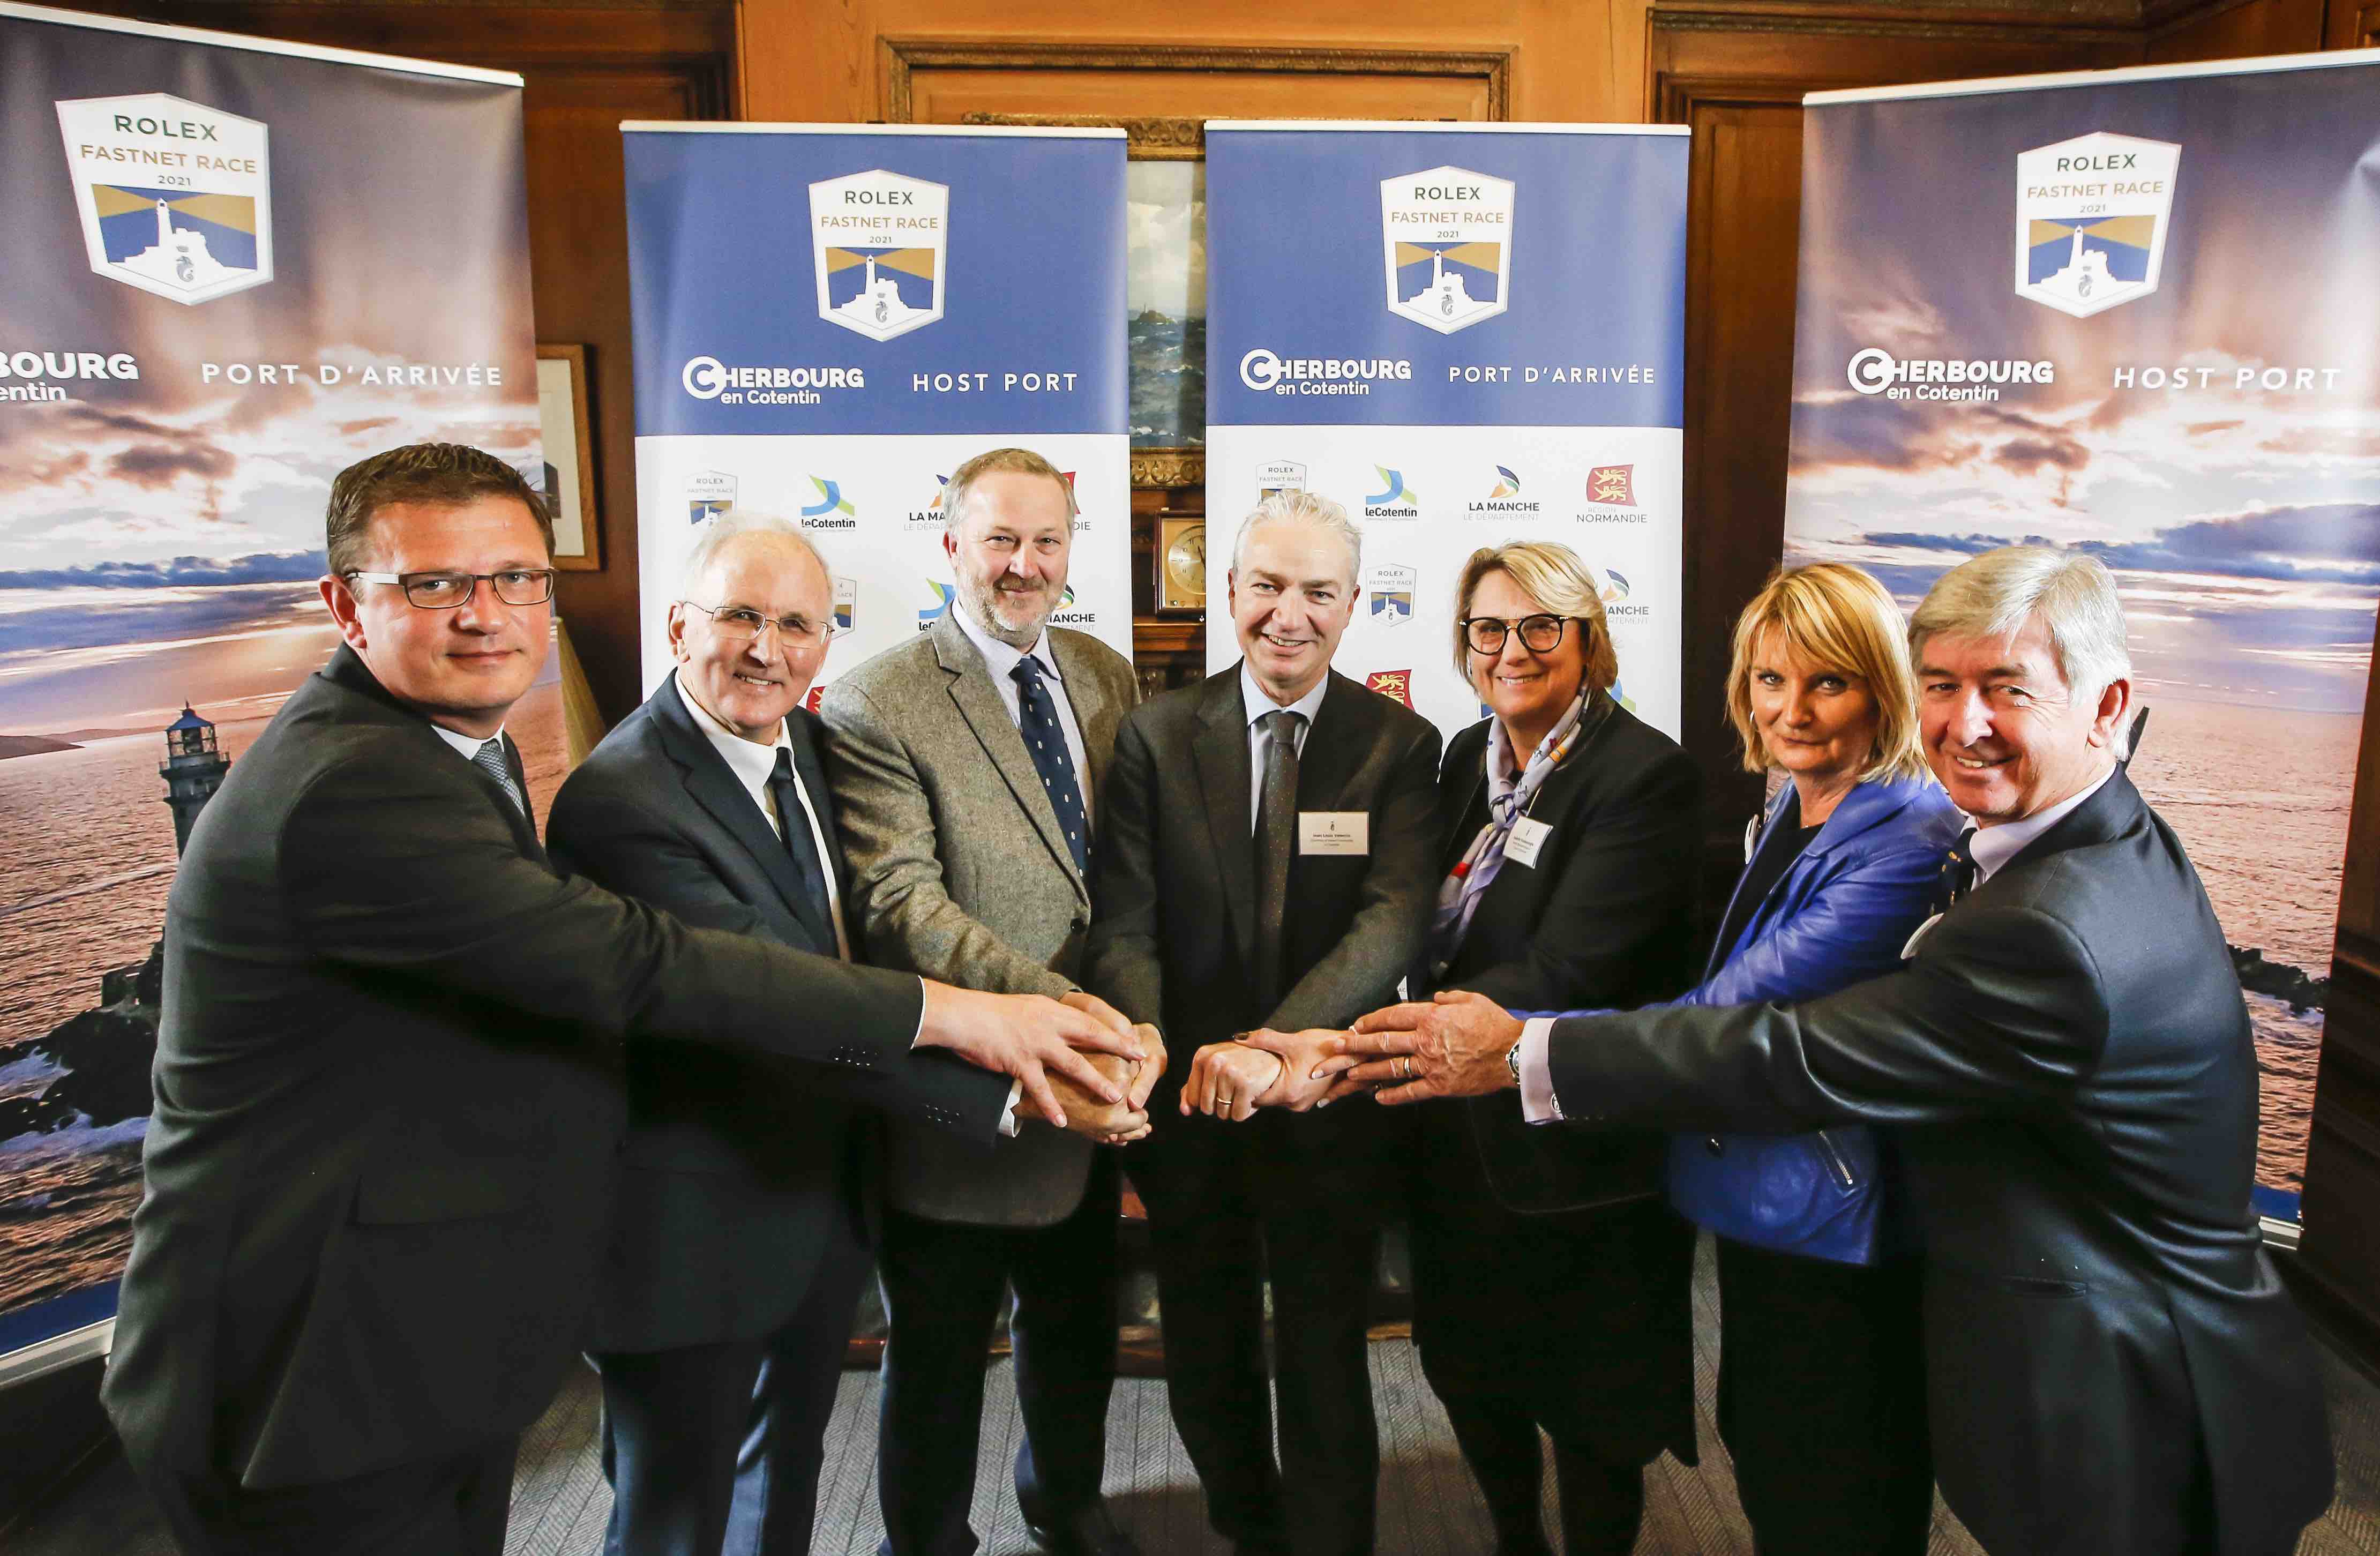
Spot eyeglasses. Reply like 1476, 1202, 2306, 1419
682, 600, 829, 649
1462, 614, 1574, 655
344, 568, 557, 609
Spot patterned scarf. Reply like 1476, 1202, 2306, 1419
1428, 687, 1607, 976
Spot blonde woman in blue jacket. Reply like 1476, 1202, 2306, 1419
1664, 562, 1961, 1556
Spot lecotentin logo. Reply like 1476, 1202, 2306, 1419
801, 476, 858, 529
917, 580, 955, 630
1469, 463, 1540, 518
2016, 132, 2179, 319
1363, 466, 1420, 519
58, 93, 272, 305
811, 168, 947, 341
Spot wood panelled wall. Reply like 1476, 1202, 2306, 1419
83, 0, 2380, 1354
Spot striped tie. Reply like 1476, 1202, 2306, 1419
473, 736, 527, 816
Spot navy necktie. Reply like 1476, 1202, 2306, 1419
471, 736, 526, 817
1011, 655, 1089, 875
767, 746, 836, 939
1937, 826, 1978, 914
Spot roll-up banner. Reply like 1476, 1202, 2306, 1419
0, 1, 541, 1374
1202, 122, 1689, 740
1781, 49, 2380, 1224
621, 125, 1131, 692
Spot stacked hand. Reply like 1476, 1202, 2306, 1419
1059, 992, 1166, 1144
1183, 1028, 1350, 1119
1293, 990, 1525, 1105
915, 981, 1148, 1135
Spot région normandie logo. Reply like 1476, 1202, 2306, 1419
1366, 669, 1416, 709
811, 168, 947, 342
1381, 165, 1513, 334
57, 93, 272, 305
2015, 132, 2179, 319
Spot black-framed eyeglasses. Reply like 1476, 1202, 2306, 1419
344, 568, 557, 609
682, 600, 829, 649
1462, 614, 1574, 655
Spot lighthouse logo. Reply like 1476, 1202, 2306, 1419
811, 169, 947, 342
56, 93, 273, 305
1381, 166, 1513, 334
2015, 133, 2179, 319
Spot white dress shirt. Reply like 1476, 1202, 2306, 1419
428, 720, 507, 763
1238, 664, 1328, 833
1969, 764, 2115, 885
674, 670, 851, 961
950, 603, 1095, 826
1514, 761, 2123, 1124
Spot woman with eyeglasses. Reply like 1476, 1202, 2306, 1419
1404, 541, 1703, 1556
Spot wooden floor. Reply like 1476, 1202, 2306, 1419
19, 1238, 2380, 1553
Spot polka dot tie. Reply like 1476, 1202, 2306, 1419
472, 736, 527, 817
1011, 655, 1089, 875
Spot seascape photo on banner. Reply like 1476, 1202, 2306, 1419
0, 5, 545, 1360
1779, 55, 2380, 1217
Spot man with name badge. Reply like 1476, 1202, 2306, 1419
822, 448, 1157, 1556
1326, 547, 2334, 1556
102, 444, 1143, 1556
1085, 491, 1439, 1556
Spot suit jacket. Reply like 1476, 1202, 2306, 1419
1084, 667, 1440, 1200
547, 674, 1002, 1352
1541, 770, 2333, 1556
822, 611, 1140, 1226
1418, 702, 1701, 1214
103, 646, 1007, 1500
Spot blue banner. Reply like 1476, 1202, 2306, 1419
623, 127, 1126, 439
1203, 123, 1689, 737
1782, 50, 2380, 1221
622, 125, 1133, 687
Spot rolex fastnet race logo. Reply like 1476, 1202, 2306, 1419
57, 93, 272, 305
2015, 132, 2179, 319
1381, 166, 1513, 334
812, 169, 947, 342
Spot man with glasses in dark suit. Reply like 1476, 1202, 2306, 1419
103, 444, 1146, 1556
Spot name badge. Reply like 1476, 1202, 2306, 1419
1299, 811, 1369, 856
1503, 816, 1553, 868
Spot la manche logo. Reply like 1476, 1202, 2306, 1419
57, 92, 272, 305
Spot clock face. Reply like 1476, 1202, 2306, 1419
1165, 523, 1207, 597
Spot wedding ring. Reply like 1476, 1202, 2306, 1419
1396, 1056, 1411, 1080
1217, 1093, 1234, 1107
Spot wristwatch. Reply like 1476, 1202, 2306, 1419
1506, 1036, 1523, 1086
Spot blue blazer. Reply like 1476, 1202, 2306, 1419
1664, 772, 1963, 1248
1692, 773, 1964, 1012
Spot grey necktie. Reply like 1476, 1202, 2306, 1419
1253, 708, 1304, 1009
472, 736, 527, 817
